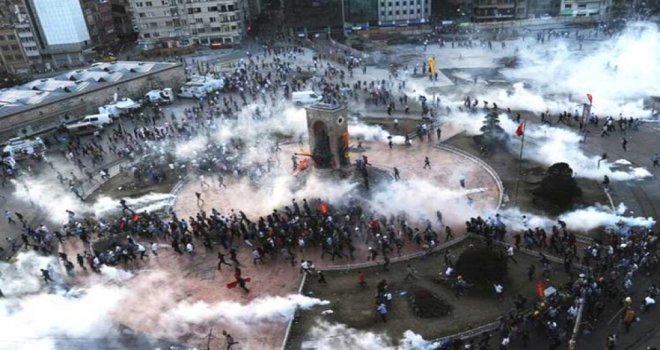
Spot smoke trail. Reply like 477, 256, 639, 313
349, 123, 406, 144
158, 294, 329, 335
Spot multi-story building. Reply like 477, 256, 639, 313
129, 0, 245, 50
559, 0, 607, 16
81, 0, 119, 52
472, 0, 528, 21
0, 25, 29, 74
342, 0, 379, 29
527, 0, 560, 17
110, 0, 137, 41
23, 0, 94, 68
378, 0, 432, 25
281, 0, 343, 35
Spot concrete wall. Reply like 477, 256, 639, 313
0, 64, 185, 141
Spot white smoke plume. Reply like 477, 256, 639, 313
349, 123, 406, 144
495, 203, 655, 232
0, 251, 58, 296
158, 294, 329, 335
499, 114, 652, 181
92, 193, 176, 217
369, 179, 486, 225
305, 320, 440, 350
0, 285, 126, 350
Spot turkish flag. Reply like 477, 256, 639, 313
515, 121, 525, 137
586, 94, 593, 105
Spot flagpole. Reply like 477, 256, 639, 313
514, 121, 525, 205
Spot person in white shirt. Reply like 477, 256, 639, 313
150, 242, 159, 256
493, 283, 504, 301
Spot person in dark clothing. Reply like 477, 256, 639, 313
41, 269, 52, 283
217, 252, 232, 270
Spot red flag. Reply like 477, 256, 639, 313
586, 93, 593, 105
535, 279, 545, 298
319, 201, 328, 214
515, 121, 525, 137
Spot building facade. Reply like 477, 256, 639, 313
23, 0, 94, 68
378, 0, 432, 25
129, 0, 245, 50
81, 0, 119, 52
0, 25, 29, 74
559, 0, 606, 16
472, 0, 528, 21
527, 0, 560, 17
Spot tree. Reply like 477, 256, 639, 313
479, 112, 507, 149
533, 162, 582, 211
454, 245, 508, 285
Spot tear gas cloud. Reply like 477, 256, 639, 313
500, 22, 660, 117
0, 252, 328, 349
349, 122, 406, 144
369, 179, 487, 225
306, 320, 440, 350
158, 294, 329, 335
499, 114, 652, 181
0, 251, 58, 296
10, 175, 176, 224
495, 203, 655, 232
442, 111, 651, 181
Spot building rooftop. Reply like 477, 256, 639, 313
0, 61, 180, 119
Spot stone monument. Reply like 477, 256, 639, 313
305, 103, 350, 170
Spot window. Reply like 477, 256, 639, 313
150, 22, 158, 28
198, 28, 205, 33
141, 23, 149, 29
228, 5, 235, 11
136, 2, 143, 7
196, 18, 203, 23
7, 35, 14, 40
402, 10, 407, 14
388, 10, 392, 15
0, 35, 5, 41
211, 26, 221, 32
578, 4, 586, 8
145, 1, 153, 6
381, 11, 385, 15
1, 45, 9, 51
153, 32, 159, 37
147, 11, 155, 17
220, 5, 227, 11
210, 17, 217, 22
143, 33, 151, 38
564, 4, 571, 8
208, 6, 217, 11
11, 44, 19, 50
395, 10, 399, 14
139, 12, 146, 17
165, 21, 173, 26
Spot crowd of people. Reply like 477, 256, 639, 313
0, 25, 658, 350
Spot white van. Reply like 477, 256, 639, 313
80, 113, 113, 128
65, 121, 104, 136
179, 76, 224, 99
179, 82, 208, 99
292, 91, 323, 106
145, 88, 174, 104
